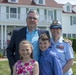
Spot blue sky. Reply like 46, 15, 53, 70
55, 0, 76, 4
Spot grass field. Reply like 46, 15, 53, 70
0, 60, 76, 75
73, 63, 76, 75
0, 61, 10, 75
0, 53, 76, 75
74, 53, 76, 61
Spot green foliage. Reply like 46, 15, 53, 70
74, 53, 76, 61
0, 53, 3, 58
72, 38, 76, 53
72, 63, 76, 75
64, 37, 76, 53
68, 38, 73, 42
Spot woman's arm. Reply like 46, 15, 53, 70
63, 59, 74, 74
33, 61, 39, 75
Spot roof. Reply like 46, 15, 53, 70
62, 11, 76, 14
0, 0, 63, 8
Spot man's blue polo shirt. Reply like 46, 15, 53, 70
26, 28, 40, 61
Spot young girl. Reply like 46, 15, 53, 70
39, 33, 63, 75
13, 40, 39, 75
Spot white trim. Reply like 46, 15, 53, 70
1, 25, 3, 49
8, 0, 18, 3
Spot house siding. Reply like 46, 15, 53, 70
0, 0, 76, 49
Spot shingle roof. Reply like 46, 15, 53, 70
0, 0, 63, 8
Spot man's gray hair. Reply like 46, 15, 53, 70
27, 10, 39, 19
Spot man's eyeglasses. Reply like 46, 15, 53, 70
27, 16, 38, 20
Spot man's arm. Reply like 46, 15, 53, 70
6, 30, 16, 69
63, 43, 74, 74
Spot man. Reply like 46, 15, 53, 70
7, 10, 49, 75
49, 20, 74, 75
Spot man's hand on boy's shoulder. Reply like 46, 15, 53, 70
63, 38, 72, 46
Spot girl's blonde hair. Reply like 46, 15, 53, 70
19, 40, 33, 59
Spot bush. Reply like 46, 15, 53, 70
0, 53, 3, 58
72, 38, 76, 53
64, 37, 76, 53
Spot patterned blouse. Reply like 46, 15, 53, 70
16, 60, 35, 75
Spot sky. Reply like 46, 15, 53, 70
55, 0, 76, 5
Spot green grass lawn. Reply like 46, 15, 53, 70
72, 63, 76, 75
74, 53, 76, 61
0, 60, 76, 75
0, 61, 10, 75
0, 52, 76, 75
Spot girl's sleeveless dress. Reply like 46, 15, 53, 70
16, 60, 35, 75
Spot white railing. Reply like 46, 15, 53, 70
0, 13, 26, 22
0, 13, 52, 24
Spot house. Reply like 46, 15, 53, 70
62, 2, 76, 38
0, 0, 76, 49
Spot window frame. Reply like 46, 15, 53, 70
66, 5, 70, 12
8, 0, 18, 3
70, 16, 76, 25
6, 7, 20, 19
38, 0, 45, 5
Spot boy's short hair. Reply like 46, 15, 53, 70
39, 33, 50, 42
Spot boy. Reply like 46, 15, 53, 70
39, 33, 63, 75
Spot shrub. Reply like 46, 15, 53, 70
64, 37, 76, 53
0, 53, 3, 58
72, 38, 76, 53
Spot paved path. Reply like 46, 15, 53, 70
74, 61, 76, 63
0, 58, 8, 61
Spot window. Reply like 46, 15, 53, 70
72, 34, 76, 38
47, 11, 53, 23
0, 7, 1, 18
0, 6, 1, 13
6, 7, 20, 19
48, 11, 53, 20
34, 0, 45, 5
73, 17, 76, 24
30, 9, 36, 11
10, 8, 17, 18
63, 33, 71, 38
44, 9, 47, 19
38, 0, 45, 5
37, 9, 39, 13
63, 33, 66, 38
54, 10, 56, 20
26, 8, 29, 14
70, 16, 76, 25
39, 0, 43, 4
8, 0, 18, 3
11, 0, 16, 2
68, 34, 71, 38
67, 6, 70, 12
70, 16, 72, 25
